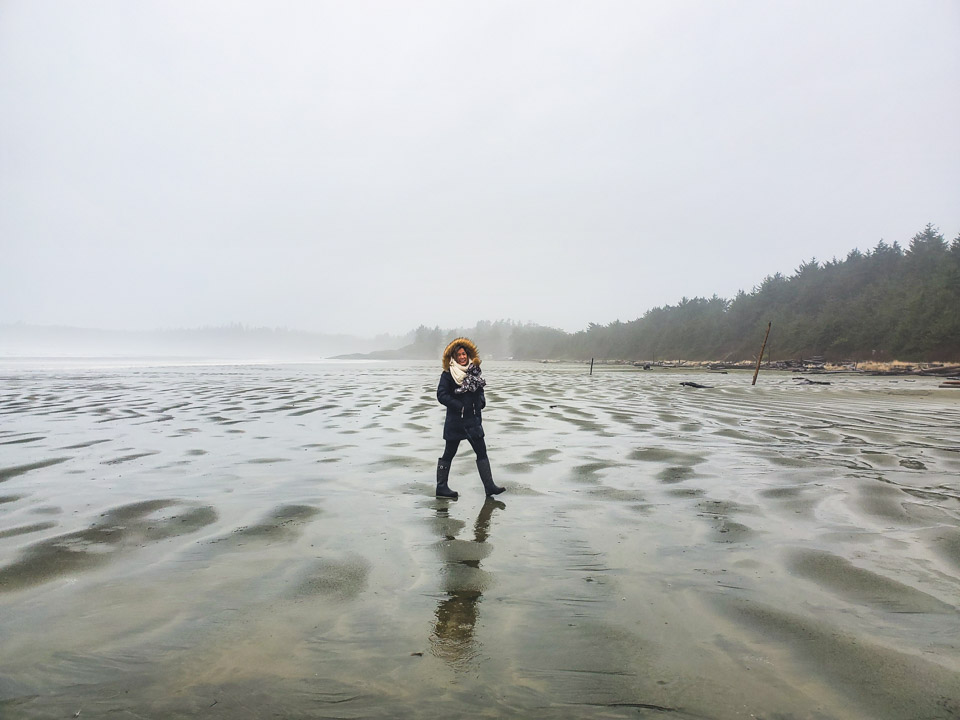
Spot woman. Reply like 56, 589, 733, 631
435, 337, 505, 499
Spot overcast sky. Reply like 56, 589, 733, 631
1, 1, 958, 337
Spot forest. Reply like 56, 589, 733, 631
392, 225, 960, 363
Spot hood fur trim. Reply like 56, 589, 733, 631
442, 337, 481, 369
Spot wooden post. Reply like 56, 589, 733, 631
589, 358, 594, 375
752, 322, 771, 386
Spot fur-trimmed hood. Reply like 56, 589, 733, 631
441, 337, 481, 369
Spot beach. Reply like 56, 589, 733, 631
1, 360, 958, 719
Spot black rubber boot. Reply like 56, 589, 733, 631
476, 457, 505, 496
436, 459, 458, 499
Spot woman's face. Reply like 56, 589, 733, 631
454, 347, 469, 366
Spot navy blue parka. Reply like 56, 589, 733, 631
437, 370, 486, 441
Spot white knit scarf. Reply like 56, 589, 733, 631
449, 359, 471, 386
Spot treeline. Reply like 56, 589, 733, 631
398, 225, 960, 363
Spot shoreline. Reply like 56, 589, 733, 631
558, 358, 960, 376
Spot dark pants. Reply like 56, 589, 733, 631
441, 436, 488, 462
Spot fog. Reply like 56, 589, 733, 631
2, 1, 958, 339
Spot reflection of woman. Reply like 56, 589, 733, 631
430, 498, 505, 666
435, 338, 505, 499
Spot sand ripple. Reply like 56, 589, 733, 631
0, 362, 958, 718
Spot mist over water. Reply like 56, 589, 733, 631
1, 360, 958, 718
0, 324, 398, 360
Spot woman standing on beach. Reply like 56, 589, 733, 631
435, 337, 505, 499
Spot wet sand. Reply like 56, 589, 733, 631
1, 360, 958, 719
